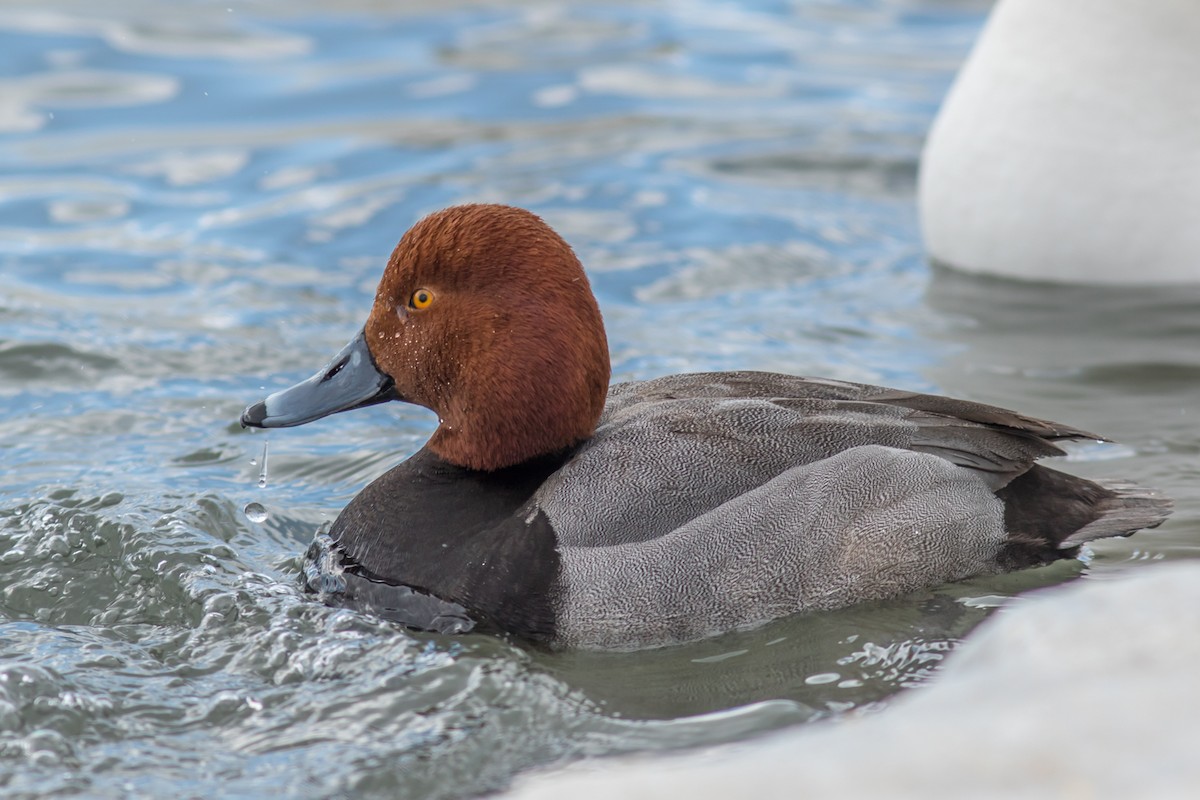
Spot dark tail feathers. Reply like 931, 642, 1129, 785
996, 465, 1171, 569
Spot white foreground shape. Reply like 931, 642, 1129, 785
509, 561, 1200, 799
919, 0, 1200, 284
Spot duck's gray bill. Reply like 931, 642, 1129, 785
241, 329, 396, 428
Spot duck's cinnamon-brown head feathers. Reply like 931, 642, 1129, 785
240, 204, 610, 471
365, 204, 610, 470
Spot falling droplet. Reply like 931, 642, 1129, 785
244, 502, 268, 523
257, 437, 269, 488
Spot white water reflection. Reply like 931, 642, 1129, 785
0, 69, 177, 132
0, 6, 310, 60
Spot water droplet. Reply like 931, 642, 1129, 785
244, 502, 268, 523
256, 438, 269, 488
805, 672, 841, 686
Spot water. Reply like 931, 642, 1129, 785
255, 438, 269, 490
1, 0, 1197, 797
243, 501, 268, 524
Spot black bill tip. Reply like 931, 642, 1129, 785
241, 401, 269, 429
238, 329, 397, 431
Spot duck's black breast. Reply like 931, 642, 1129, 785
320, 446, 571, 641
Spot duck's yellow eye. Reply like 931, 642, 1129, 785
410, 288, 434, 310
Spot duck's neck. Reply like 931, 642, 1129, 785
428, 392, 599, 471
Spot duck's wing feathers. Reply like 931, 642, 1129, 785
539, 372, 1100, 548
608, 371, 1103, 442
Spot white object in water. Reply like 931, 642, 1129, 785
507, 561, 1200, 798
919, 0, 1200, 284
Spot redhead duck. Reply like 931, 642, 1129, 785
242, 204, 1170, 649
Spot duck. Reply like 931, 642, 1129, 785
241, 204, 1170, 650
919, 0, 1200, 284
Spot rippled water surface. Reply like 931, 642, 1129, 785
2, 1, 1198, 797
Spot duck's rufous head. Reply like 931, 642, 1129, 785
241, 204, 611, 471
